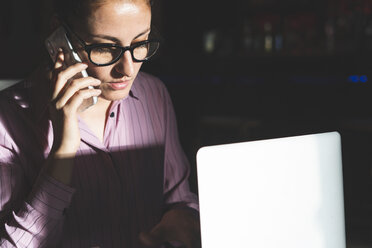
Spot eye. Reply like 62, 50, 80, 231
137, 43, 148, 48
94, 46, 115, 54
90, 46, 122, 65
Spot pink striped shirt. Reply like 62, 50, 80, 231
0, 71, 198, 247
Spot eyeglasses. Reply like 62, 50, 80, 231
63, 23, 160, 66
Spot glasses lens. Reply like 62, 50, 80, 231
133, 41, 160, 61
90, 46, 122, 65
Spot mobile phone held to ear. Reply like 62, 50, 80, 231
45, 26, 98, 111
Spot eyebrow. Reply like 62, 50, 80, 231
88, 28, 151, 43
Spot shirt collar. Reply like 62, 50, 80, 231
128, 76, 140, 101
129, 89, 139, 100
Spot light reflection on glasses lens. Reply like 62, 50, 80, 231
89, 41, 159, 65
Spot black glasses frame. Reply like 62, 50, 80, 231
62, 23, 160, 66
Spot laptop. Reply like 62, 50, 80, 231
196, 132, 346, 248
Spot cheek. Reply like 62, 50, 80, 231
86, 61, 143, 81
79, 53, 108, 78
136, 62, 143, 70
78, 50, 90, 64
133, 62, 143, 74
86, 65, 108, 79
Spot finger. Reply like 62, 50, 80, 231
63, 88, 101, 113
56, 77, 101, 108
54, 49, 65, 71
52, 63, 89, 100
46, 50, 64, 82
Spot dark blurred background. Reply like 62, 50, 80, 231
2, 0, 372, 246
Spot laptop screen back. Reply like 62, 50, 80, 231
196, 132, 345, 248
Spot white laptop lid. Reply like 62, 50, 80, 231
196, 132, 345, 248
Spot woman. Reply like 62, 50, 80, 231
0, 0, 200, 247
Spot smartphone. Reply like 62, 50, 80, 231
45, 26, 98, 111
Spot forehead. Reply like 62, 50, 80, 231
83, 1, 151, 39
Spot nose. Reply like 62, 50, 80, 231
114, 50, 134, 78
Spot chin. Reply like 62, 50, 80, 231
101, 90, 131, 101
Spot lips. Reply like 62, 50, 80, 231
108, 81, 130, 90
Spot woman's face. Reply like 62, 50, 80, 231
75, 0, 151, 102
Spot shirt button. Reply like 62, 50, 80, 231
110, 112, 115, 118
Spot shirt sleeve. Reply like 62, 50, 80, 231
161, 84, 199, 212
0, 129, 75, 247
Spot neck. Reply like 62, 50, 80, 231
78, 96, 114, 143
80, 96, 112, 119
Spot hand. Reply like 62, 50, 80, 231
139, 207, 201, 248
48, 50, 101, 156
